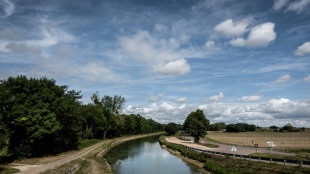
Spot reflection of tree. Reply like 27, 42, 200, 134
104, 135, 161, 164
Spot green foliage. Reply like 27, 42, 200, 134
0, 76, 82, 157
210, 122, 226, 131
226, 123, 256, 132
0, 76, 164, 159
0, 164, 19, 174
165, 123, 179, 135
183, 109, 209, 142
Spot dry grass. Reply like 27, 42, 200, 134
205, 131, 310, 148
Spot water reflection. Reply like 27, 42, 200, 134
105, 136, 202, 174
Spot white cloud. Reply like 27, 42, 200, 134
175, 97, 187, 103
236, 95, 262, 102
303, 75, 310, 81
149, 94, 164, 103
160, 102, 176, 110
295, 42, 310, 56
273, 0, 310, 13
273, 0, 289, 11
0, 0, 15, 18
229, 22, 276, 48
204, 92, 224, 103
229, 37, 246, 47
198, 98, 310, 127
214, 19, 249, 37
119, 30, 191, 75
274, 74, 291, 84
153, 58, 190, 75
287, 0, 310, 13
246, 22, 276, 48
5, 43, 41, 53
124, 98, 310, 126
204, 40, 221, 50
78, 61, 117, 82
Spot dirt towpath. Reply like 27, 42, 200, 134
10, 132, 163, 174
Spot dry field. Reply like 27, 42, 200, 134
205, 131, 310, 148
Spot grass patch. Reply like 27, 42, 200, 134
0, 165, 19, 174
77, 139, 103, 150
198, 143, 219, 148
286, 148, 310, 155
159, 135, 310, 174
250, 153, 310, 162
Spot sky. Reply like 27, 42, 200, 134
1, 0, 310, 127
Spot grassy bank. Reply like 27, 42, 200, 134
250, 153, 310, 162
159, 136, 310, 174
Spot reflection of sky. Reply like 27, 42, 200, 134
107, 137, 201, 174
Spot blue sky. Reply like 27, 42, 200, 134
1, 0, 310, 127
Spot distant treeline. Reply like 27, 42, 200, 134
209, 122, 256, 132
0, 76, 164, 158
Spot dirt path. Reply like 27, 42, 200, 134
10, 132, 163, 174
88, 159, 101, 174
10, 140, 107, 174
165, 137, 295, 156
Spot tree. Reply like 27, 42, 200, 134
165, 122, 179, 135
0, 76, 82, 157
183, 109, 209, 142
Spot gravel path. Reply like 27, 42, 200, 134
11, 141, 107, 174
165, 137, 295, 156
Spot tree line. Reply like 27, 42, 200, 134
0, 76, 164, 158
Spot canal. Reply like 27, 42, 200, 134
104, 135, 202, 174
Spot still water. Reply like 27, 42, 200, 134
105, 135, 202, 174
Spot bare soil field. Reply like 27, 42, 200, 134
205, 131, 310, 148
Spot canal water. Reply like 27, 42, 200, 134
104, 135, 202, 174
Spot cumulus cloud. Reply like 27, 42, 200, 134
124, 97, 310, 126
273, 0, 289, 11
153, 59, 190, 75
236, 95, 262, 102
204, 92, 224, 103
124, 102, 193, 123
295, 42, 310, 56
160, 102, 176, 110
0, 0, 15, 18
274, 74, 291, 84
204, 40, 221, 50
119, 30, 191, 75
214, 19, 249, 37
246, 23, 276, 48
149, 94, 164, 103
5, 43, 41, 53
198, 98, 310, 126
229, 22, 276, 48
78, 61, 117, 82
175, 97, 187, 103
303, 75, 310, 81
229, 37, 246, 47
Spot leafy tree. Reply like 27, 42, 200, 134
165, 122, 179, 135
281, 123, 294, 132
183, 109, 209, 142
0, 76, 82, 157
